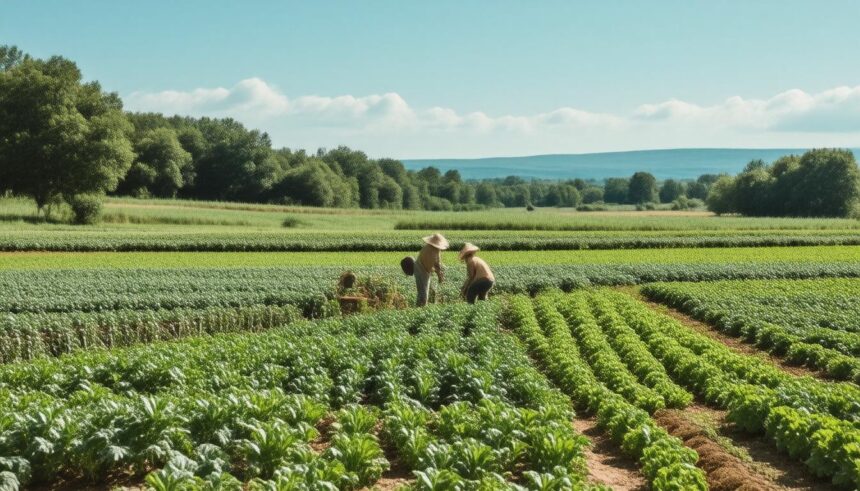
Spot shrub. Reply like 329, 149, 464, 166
282, 215, 304, 228
66, 193, 103, 224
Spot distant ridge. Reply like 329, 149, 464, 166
402, 148, 860, 180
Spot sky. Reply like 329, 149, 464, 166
4, 0, 860, 158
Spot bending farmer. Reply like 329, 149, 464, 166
415, 233, 449, 306
459, 242, 495, 303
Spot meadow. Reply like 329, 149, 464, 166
1, 195, 859, 490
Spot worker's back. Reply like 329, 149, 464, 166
417, 243, 440, 273
467, 255, 495, 282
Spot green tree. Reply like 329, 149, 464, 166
0, 45, 29, 71
627, 172, 658, 204
581, 186, 604, 204
659, 179, 685, 203
117, 128, 192, 198
0, 51, 133, 215
603, 178, 629, 203
789, 149, 860, 216
733, 161, 775, 216
685, 181, 709, 200
189, 118, 277, 202
271, 160, 355, 207
543, 184, 581, 207
475, 182, 499, 206
706, 175, 737, 215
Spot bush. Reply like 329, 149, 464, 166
670, 197, 704, 211
576, 203, 608, 212
66, 193, 103, 224
282, 215, 304, 228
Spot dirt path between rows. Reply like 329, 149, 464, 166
616, 286, 825, 380
572, 417, 647, 490
660, 405, 840, 491
612, 287, 841, 489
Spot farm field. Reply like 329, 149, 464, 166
7, 7, 860, 490
2, 244, 860, 269
2, 198, 860, 490
643, 279, 860, 382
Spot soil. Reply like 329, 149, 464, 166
655, 408, 778, 491
572, 417, 647, 490
657, 406, 840, 491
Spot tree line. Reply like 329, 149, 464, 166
705, 149, 860, 217
2, 45, 858, 221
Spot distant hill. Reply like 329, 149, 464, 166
402, 148, 860, 181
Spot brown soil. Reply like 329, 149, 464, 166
663, 406, 840, 491
618, 286, 825, 380
655, 408, 777, 491
572, 417, 647, 490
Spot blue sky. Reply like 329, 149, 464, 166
4, 0, 860, 158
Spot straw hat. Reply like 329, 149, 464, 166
422, 233, 450, 250
459, 242, 479, 260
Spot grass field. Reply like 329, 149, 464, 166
2, 195, 860, 490
3, 244, 860, 269
4, 196, 860, 234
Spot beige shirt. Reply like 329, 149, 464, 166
417, 244, 442, 273
465, 256, 495, 283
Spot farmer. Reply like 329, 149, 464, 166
459, 242, 495, 303
415, 233, 449, 307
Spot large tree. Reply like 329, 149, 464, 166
659, 179, 685, 203
0, 49, 133, 214
627, 172, 658, 204
788, 149, 860, 217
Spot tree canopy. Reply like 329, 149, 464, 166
0, 47, 133, 214
705, 149, 860, 217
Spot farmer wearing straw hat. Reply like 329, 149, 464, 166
415, 233, 449, 307
459, 242, 495, 304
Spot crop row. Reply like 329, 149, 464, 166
0, 302, 601, 490
643, 279, 860, 383
599, 290, 860, 488
507, 289, 860, 488
503, 294, 708, 489
7, 263, 860, 315
0, 304, 304, 363
3, 230, 860, 252
6, 263, 860, 363
393, 215, 860, 232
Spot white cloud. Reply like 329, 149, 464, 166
125, 79, 860, 158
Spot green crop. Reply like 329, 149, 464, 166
643, 278, 860, 382
0, 302, 596, 489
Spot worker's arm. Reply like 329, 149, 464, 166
434, 253, 444, 283
461, 262, 475, 297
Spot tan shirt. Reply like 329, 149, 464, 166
465, 256, 494, 284
417, 244, 442, 273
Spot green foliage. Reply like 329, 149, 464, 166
117, 127, 192, 198
0, 51, 134, 214
707, 149, 860, 217
628, 172, 658, 204
643, 278, 860, 382
66, 193, 103, 225
603, 177, 629, 204
705, 175, 736, 215
0, 302, 593, 488
659, 179, 685, 203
